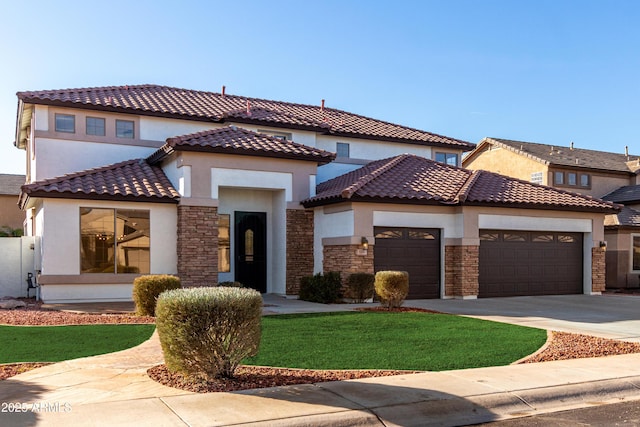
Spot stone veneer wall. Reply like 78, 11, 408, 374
444, 245, 479, 297
177, 205, 218, 288
323, 244, 374, 289
286, 209, 315, 294
592, 246, 606, 293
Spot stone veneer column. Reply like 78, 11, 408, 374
592, 246, 606, 293
444, 245, 479, 298
177, 205, 218, 288
286, 209, 315, 295
323, 244, 374, 291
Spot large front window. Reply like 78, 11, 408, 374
633, 235, 640, 272
80, 208, 150, 274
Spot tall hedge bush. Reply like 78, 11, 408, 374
374, 271, 409, 309
298, 271, 342, 303
155, 286, 262, 379
132, 274, 181, 316
345, 272, 375, 303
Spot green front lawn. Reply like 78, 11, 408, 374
244, 312, 546, 371
0, 324, 156, 363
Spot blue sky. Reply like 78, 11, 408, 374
0, 0, 638, 175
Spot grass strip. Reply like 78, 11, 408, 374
0, 324, 155, 363
245, 312, 546, 371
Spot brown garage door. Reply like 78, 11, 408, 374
479, 230, 583, 298
374, 227, 440, 299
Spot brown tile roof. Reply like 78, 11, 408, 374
148, 126, 335, 164
0, 174, 25, 195
17, 85, 474, 149
19, 159, 179, 208
467, 138, 639, 174
304, 154, 619, 213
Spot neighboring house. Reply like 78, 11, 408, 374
463, 137, 640, 290
0, 173, 26, 232
13, 85, 617, 302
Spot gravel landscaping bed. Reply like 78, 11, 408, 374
3, 304, 640, 393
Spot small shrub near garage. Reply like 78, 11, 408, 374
155, 286, 262, 379
298, 271, 342, 303
375, 271, 409, 309
345, 273, 375, 303
132, 274, 181, 316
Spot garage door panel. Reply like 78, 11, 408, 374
374, 227, 440, 299
480, 230, 582, 298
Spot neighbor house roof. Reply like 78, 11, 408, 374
602, 185, 640, 204
303, 154, 619, 213
0, 174, 25, 195
15, 84, 474, 150
19, 159, 179, 208
605, 206, 640, 228
147, 126, 335, 165
464, 138, 640, 175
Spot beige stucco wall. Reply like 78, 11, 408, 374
464, 145, 548, 184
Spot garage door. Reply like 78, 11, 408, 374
479, 230, 583, 298
374, 227, 440, 299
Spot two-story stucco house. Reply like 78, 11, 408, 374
14, 85, 617, 302
463, 137, 639, 290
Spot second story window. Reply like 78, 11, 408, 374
580, 174, 590, 187
116, 120, 134, 139
86, 117, 106, 136
336, 142, 350, 158
55, 114, 75, 133
554, 171, 564, 185
435, 152, 458, 166
530, 172, 543, 184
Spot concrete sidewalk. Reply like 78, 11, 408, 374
3, 294, 640, 426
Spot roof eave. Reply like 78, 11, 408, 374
460, 200, 619, 214
21, 191, 180, 204
166, 144, 335, 164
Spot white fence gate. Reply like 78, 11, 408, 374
0, 236, 37, 298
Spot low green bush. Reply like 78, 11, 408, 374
218, 281, 244, 288
155, 286, 262, 379
374, 271, 409, 309
299, 272, 342, 303
345, 273, 375, 303
132, 274, 181, 316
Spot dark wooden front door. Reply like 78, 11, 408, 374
235, 211, 267, 293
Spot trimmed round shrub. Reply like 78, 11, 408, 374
345, 273, 375, 303
155, 286, 262, 379
132, 274, 181, 316
374, 271, 409, 309
299, 272, 342, 303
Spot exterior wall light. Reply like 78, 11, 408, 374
599, 241, 607, 250
361, 237, 369, 250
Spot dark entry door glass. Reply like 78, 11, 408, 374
235, 211, 267, 293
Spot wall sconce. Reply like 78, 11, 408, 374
599, 241, 607, 251
361, 237, 369, 250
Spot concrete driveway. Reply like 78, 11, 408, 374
408, 294, 640, 342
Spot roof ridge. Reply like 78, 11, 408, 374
452, 169, 480, 203
340, 154, 411, 199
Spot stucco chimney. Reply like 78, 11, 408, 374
570, 141, 574, 150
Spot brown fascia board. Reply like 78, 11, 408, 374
21, 191, 179, 205
459, 199, 620, 214
548, 164, 635, 177
302, 195, 452, 208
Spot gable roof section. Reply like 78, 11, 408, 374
19, 159, 179, 208
0, 174, 26, 195
605, 206, 640, 228
16, 84, 474, 149
303, 154, 618, 213
147, 126, 335, 165
465, 138, 639, 174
